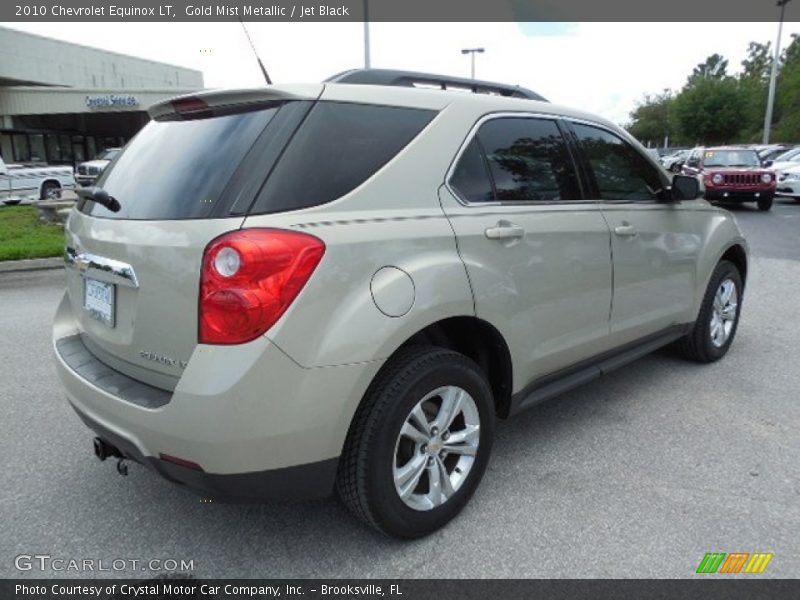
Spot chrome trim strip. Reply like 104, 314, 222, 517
65, 247, 139, 289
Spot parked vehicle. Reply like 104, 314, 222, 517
755, 144, 794, 164
776, 164, 800, 200
75, 148, 121, 187
0, 156, 75, 205
682, 146, 776, 211
53, 69, 749, 538
661, 149, 690, 172
764, 145, 800, 171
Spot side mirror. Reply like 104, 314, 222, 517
670, 174, 700, 201
764, 159, 774, 168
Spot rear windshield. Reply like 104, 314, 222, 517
82, 107, 278, 220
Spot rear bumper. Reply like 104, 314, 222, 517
53, 291, 383, 501
77, 409, 339, 501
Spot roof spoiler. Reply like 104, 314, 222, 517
148, 85, 323, 120
325, 68, 547, 102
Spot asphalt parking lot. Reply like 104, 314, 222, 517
1, 199, 798, 579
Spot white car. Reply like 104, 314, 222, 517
766, 146, 800, 173
776, 164, 800, 200
75, 148, 121, 187
0, 156, 76, 205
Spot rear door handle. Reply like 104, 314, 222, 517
614, 225, 638, 237
485, 222, 525, 240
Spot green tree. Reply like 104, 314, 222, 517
738, 42, 772, 141
673, 75, 748, 145
627, 91, 679, 147
773, 34, 800, 141
690, 54, 729, 81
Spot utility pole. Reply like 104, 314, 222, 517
363, 0, 371, 68
461, 47, 485, 79
763, 0, 792, 144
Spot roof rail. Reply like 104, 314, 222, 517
325, 68, 548, 102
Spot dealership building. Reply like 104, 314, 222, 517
0, 27, 204, 166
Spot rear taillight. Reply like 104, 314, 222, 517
199, 229, 325, 345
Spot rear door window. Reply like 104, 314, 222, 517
82, 106, 280, 220
449, 117, 582, 203
248, 102, 436, 214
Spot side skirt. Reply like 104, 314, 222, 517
508, 324, 691, 416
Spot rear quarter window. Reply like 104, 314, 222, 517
248, 102, 437, 214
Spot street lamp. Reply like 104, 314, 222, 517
363, 0, 371, 68
461, 48, 485, 79
763, 0, 792, 144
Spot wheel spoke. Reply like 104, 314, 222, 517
443, 442, 477, 456
400, 420, 429, 444
395, 455, 427, 498
720, 281, 734, 304
721, 302, 737, 320
409, 404, 431, 437
445, 424, 479, 445
434, 386, 465, 431
426, 460, 444, 506
436, 457, 455, 498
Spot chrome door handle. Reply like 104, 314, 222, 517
614, 225, 637, 237
485, 222, 525, 240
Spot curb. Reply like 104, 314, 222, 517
0, 257, 63, 274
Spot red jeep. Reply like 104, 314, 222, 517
682, 146, 776, 211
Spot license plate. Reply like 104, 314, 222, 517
84, 278, 115, 327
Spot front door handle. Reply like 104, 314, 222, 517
614, 225, 638, 237
485, 221, 525, 240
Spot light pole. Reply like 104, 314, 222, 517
461, 48, 485, 79
763, 0, 792, 144
363, 0, 371, 69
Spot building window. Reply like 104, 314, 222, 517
29, 134, 46, 163
12, 134, 31, 162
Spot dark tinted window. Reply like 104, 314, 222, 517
476, 118, 581, 202
450, 138, 494, 203
84, 107, 278, 220
573, 123, 663, 201
250, 102, 436, 214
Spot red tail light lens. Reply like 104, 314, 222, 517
199, 229, 325, 345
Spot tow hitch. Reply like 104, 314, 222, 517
93, 437, 128, 476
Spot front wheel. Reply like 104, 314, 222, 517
677, 260, 743, 363
757, 195, 773, 211
337, 346, 495, 538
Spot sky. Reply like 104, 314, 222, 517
3, 21, 800, 125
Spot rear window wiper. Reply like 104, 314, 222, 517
76, 186, 121, 213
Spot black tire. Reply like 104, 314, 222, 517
337, 345, 495, 538
757, 195, 773, 211
40, 181, 61, 200
677, 260, 743, 363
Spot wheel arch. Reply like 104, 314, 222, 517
393, 316, 514, 418
40, 178, 61, 199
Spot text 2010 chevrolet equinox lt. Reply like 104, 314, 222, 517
53, 69, 748, 538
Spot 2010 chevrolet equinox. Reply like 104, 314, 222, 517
53, 69, 748, 538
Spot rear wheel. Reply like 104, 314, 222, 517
677, 260, 743, 363
337, 346, 495, 538
757, 195, 773, 211
41, 181, 61, 200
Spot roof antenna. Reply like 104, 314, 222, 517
239, 20, 272, 85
